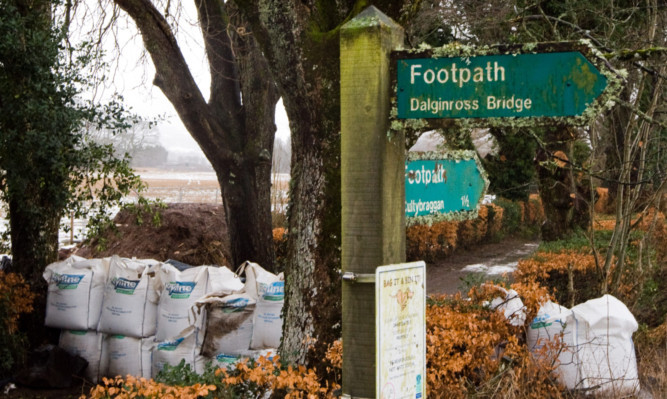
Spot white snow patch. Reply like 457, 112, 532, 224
462, 264, 488, 273
462, 261, 519, 276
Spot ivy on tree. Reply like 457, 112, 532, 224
0, 1, 144, 290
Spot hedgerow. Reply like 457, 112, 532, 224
0, 271, 35, 377
406, 197, 544, 262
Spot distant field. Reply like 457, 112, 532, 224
2, 168, 291, 247
0, 169, 291, 246
132, 168, 223, 204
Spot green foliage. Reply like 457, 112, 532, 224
537, 229, 597, 252
154, 359, 254, 399
495, 197, 522, 233
0, 0, 146, 282
537, 229, 645, 253
483, 129, 537, 201
0, 271, 34, 379
572, 139, 592, 166
458, 272, 507, 293
0, 327, 26, 379
155, 360, 213, 387
84, 199, 166, 252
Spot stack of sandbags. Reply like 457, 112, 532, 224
45, 256, 279, 381
87, 256, 162, 379
152, 263, 244, 374
192, 262, 285, 365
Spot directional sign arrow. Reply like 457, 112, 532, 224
397, 51, 609, 119
405, 152, 488, 222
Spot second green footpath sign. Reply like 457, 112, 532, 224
405, 151, 489, 223
396, 50, 608, 119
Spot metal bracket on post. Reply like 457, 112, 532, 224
341, 271, 376, 284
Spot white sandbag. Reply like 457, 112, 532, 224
571, 295, 639, 395
194, 293, 256, 357
152, 327, 204, 377
104, 335, 153, 379
59, 330, 106, 383
527, 301, 580, 389
528, 296, 640, 395
237, 261, 282, 301
242, 263, 284, 350
156, 264, 209, 341
486, 286, 526, 327
44, 258, 109, 330
98, 256, 162, 338
251, 300, 284, 350
207, 266, 244, 294
156, 265, 243, 341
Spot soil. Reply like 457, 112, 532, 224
70, 203, 232, 267
3, 381, 91, 399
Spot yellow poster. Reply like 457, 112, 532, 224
376, 261, 426, 399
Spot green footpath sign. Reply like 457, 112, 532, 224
405, 151, 488, 222
397, 51, 608, 119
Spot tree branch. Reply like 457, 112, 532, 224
194, 0, 243, 126
114, 0, 237, 163
514, 14, 667, 80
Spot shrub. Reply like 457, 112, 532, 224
495, 197, 523, 235
0, 271, 35, 378
88, 374, 218, 399
406, 220, 458, 262
87, 343, 343, 399
426, 283, 561, 398
406, 199, 542, 262
272, 228, 288, 272
85, 283, 567, 399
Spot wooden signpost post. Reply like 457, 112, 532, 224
340, 7, 618, 399
341, 7, 405, 398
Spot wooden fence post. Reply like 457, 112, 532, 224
340, 6, 405, 397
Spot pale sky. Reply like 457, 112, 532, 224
89, 3, 290, 156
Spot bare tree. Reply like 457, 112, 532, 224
111, 0, 280, 270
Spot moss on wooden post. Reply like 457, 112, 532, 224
340, 6, 405, 398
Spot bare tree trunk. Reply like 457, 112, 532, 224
535, 128, 575, 241
9, 195, 61, 347
234, 0, 419, 365
114, 0, 278, 270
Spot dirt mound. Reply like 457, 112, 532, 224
73, 203, 232, 267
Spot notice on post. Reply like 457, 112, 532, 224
376, 261, 426, 399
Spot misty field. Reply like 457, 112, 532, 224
46, 168, 290, 246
